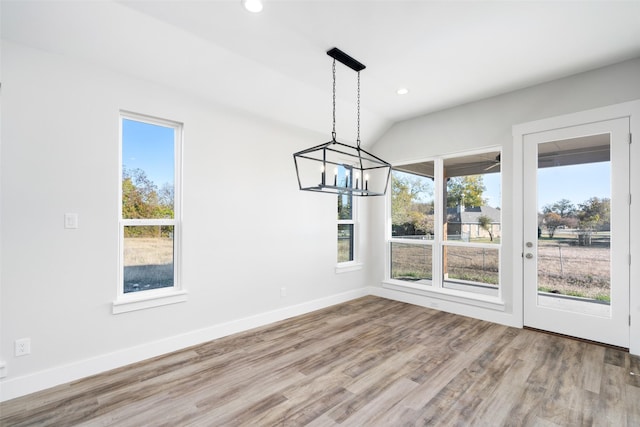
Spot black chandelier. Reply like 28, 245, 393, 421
293, 48, 391, 197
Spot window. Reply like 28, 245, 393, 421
388, 150, 502, 300
337, 166, 356, 265
338, 193, 354, 263
390, 164, 435, 282
442, 153, 501, 297
114, 112, 184, 313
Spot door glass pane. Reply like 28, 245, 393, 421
536, 134, 611, 316
123, 225, 174, 293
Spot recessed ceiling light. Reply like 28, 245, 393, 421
396, 88, 409, 95
242, 0, 263, 13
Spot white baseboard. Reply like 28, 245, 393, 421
367, 285, 521, 328
1, 286, 524, 402
0, 288, 368, 402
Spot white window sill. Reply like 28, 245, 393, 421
335, 262, 363, 274
112, 289, 188, 314
382, 280, 505, 311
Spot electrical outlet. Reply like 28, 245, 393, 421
280, 287, 287, 297
15, 338, 31, 357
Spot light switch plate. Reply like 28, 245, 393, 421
64, 213, 78, 229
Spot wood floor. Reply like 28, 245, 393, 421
2, 296, 639, 426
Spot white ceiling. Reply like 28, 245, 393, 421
3, 1, 640, 145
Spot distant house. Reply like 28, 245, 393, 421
447, 205, 501, 241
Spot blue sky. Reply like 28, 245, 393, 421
476, 162, 610, 211
483, 173, 500, 208
391, 161, 610, 212
537, 162, 610, 209
122, 117, 608, 211
122, 119, 175, 188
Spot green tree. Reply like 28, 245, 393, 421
158, 183, 175, 218
542, 198, 575, 218
577, 197, 610, 231
391, 172, 433, 235
337, 193, 352, 220
122, 167, 159, 219
541, 198, 580, 238
391, 173, 429, 225
446, 176, 486, 208
122, 167, 174, 237
122, 175, 142, 220
477, 214, 494, 241
409, 210, 434, 235
543, 212, 563, 238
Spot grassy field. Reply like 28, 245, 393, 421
390, 242, 499, 285
537, 232, 610, 301
391, 231, 611, 301
125, 233, 610, 300
445, 245, 499, 285
123, 237, 174, 292
338, 238, 352, 263
390, 243, 434, 281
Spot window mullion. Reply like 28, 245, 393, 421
121, 218, 176, 226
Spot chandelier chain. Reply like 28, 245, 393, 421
293, 48, 392, 197
357, 71, 361, 148
332, 59, 337, 141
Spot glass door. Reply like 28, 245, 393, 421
523, 118, 629, 347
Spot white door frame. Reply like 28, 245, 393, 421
523, 118, 629, 347
512, 99, 640, 355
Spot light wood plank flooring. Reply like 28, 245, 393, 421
1, 296, 639, 426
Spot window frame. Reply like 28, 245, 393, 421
113, 111, 186, 314
384, 149, 504, 309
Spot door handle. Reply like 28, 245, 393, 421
525, 253, 534, 259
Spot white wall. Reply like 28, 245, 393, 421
4, 27, 640, 404
367, 57, 640, 336
0, 41, 369, 400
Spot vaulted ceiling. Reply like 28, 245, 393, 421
3, 1, 640, 145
